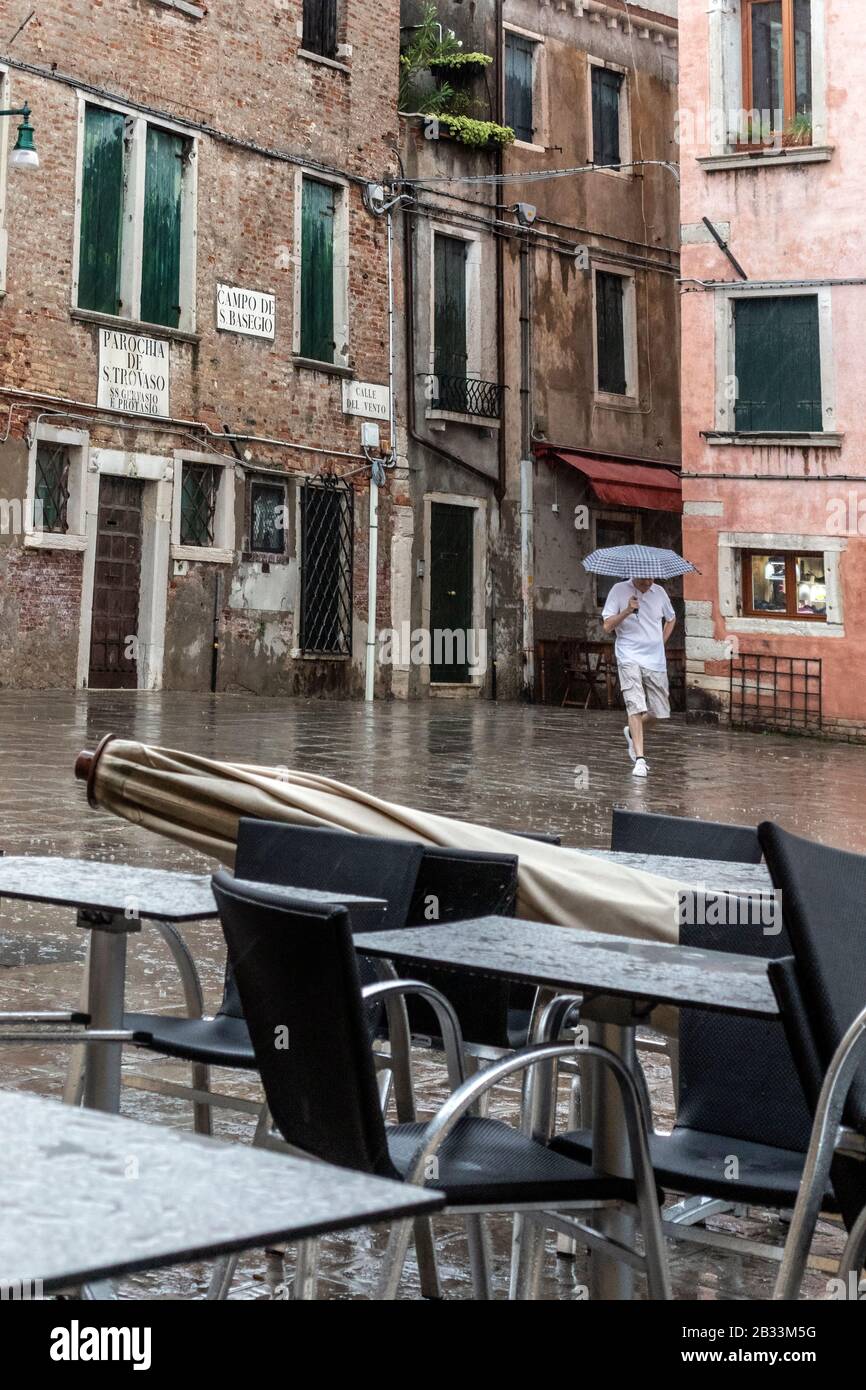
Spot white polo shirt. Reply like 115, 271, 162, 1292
602, 580, 675, 672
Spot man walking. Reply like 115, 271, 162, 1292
602, 576, 676, 778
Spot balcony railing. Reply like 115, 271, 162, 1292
424, 374, 506, 420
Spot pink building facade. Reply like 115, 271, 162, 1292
679, 0, 866, 741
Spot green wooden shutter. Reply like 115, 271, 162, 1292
433, 235, 468, 410
505, 34, 534, 143
596, 271, 627, 395
78, 106, 125, 315
592, 67, 623, 167
300, 178, 336, 363
303, 0, 338, 59
734, 296, 822, 432
141, 126, 184, 328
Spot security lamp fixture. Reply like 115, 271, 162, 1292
3, 104, 39, 170
514, 202, 537, 227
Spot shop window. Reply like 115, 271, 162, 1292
741, 550, 827, 620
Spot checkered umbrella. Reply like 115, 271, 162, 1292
582, 544, 699, 579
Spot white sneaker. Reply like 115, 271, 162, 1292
623, 725, 636, 763
632, 757, 648, 778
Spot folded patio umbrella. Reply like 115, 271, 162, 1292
76, 737, 688, 1031
582, 544, 698, 579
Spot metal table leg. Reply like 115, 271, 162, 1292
588, 1019, 637, 1300
81, 912, 132, 1114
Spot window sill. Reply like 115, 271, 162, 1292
726, 617, 843, 639
72, 307, 199, 345
512, 139, 546, 154
298, 49, 351, 75
291, 651, 352, 661
697, 146, 834, 173
152, 0, 205, 16
293, 356, 354, 379
706, 431, 843, 448
594, 391, 640, 411
171, 544, 234, 564
425, 409, 501, 430
24, 532, 87, 552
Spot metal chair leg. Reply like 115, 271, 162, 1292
838, 1202, 866, 1287
376, 1219, 414, 1300
291, 1240, 320, 1299
510, 1215, 547, 1300
191, 1061, 213, 1136
413, 1217, 442, 1299
465, 1215, 493, 1300
207, 1253, 239, 1300
556, 1075, 581, 1258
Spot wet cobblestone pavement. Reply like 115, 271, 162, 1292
1, 691, 863, 1300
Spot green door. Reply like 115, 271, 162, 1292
433, 235, 468, 411
430, 502, 474, 684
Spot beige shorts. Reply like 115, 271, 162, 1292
618, 663, 671, 719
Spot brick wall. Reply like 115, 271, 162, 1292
0, 1, 399, 693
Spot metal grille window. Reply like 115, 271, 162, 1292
180, 462, 220, 547
250, 480, 287, 555
734, 296, 822, 432
34, 444, 71, 534
303, 0, 338, 59
300, 478, 353, 655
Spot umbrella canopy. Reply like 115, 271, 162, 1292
75, 737, 685, 954
582, 544, 698, 580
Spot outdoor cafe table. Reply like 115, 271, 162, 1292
358, 915, 779, 1301
0, 1088, 443, 1296
0, 856, 384, 1115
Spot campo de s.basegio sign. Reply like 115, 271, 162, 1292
216, 283, 276, 340
98, 329, 170, 418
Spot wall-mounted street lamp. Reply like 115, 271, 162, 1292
1, 103, 39, 170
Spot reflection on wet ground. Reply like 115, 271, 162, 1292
1, 692, 862, 1299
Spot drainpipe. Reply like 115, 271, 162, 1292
364, 209, 397, 703
519, 232, 535, 699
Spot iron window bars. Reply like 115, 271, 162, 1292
34, 444, 71, 534
300, 477, 354, 656
180, 462, 220, 548
424, 374, 506, 420
729, 653, 822, 733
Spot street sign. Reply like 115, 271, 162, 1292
97, 328, 170, 418
342, 379, 390, 421
216, 284, 276, 340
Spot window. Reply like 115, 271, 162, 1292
595, 269, 635, 398
34, 444, 71, 534
180, 463, 219, 547
25, 426, 88, 550
249, 479, 287, 555
591, 65, 624, 168
76, 102, 196, 331
741, 551, 826, 620
302, 0, 338, 60
432, 234, 469, 412
299, 479, 353, 655
595, 517, 637, 606
505, 33, 536, 144
171, 452, 235, 560
298, 175, 346, 364
734, 296, 822, 432
743, 0, 812, 139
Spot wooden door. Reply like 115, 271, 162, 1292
430, 502, 474, 684
88, 476, 144, 689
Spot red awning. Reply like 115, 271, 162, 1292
547, 451, 682, 513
